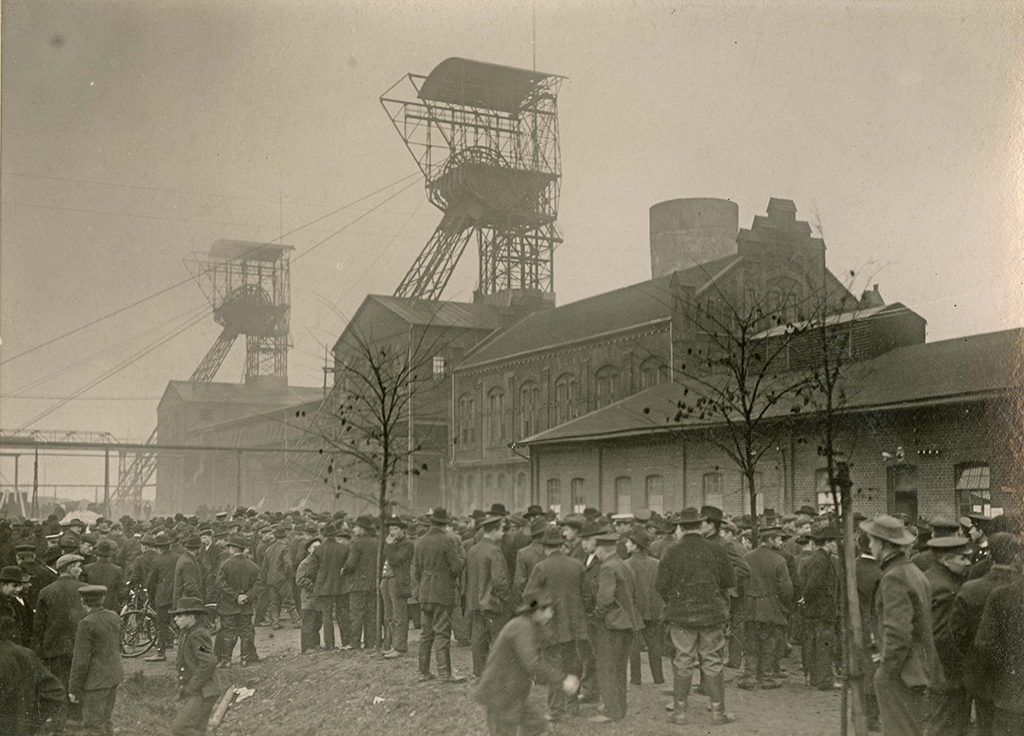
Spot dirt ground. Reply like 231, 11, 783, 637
113, 624, 845, 736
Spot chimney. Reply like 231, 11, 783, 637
649, 198, 738, 279
859, 284, 885, 309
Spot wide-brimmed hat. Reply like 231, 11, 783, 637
94, 540, 117, 557
540, 527, 564, 547
353, 515, 377, 532
700, 505, 724, 523
860, 515, 916, 546
182, 536, 202, 550
488, 503, 509, 517
169, 596, 208, 616
674, 508, 706, 525
225, 535, 249, 550
528, 518, 550, 537
384, 515, 407, 529
151, 532, 171, 547
516, 588, 553, 615
558, 514, 586, 530
56, 553, 84, 570
579, 521, 610, 538
524, 505, 546, 519
625, 528, 651, 550
809, 526, 840, 541
476, 514, 504, 530
428, 507, 451, 525
0, 565, 30, 583
797, 505, 818, 517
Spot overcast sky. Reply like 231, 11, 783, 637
1, 0, 1021, 495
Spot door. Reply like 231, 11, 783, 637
887, 464, 919, 519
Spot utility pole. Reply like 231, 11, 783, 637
236, 451, 243, 509
33, 447, 39, 518
104, 448, 111, 519
14, 455, 20, 515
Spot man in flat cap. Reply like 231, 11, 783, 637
465, 514, 510, 677
738, 526, 792, 691
412, 508, 466, 683
861, 515, 937, 736
33, 553, 86, 711
623, 527, 664, 687
381, 516, 413, 659
69, 585, 122, 736
215, 536, 261, 667
923, 535, 973, 736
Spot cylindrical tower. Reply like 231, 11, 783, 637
649, 198, 738, 278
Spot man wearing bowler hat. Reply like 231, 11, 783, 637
861, 515, 937, 736
0, 565, 33, 647
173, 536, 205, 610
145, 531, 180, 662
800, 525, 841, 690
514, 517, 550, 602
69, 584, 122, 736
412, 508, 466, 683
381, 515, 414, 659
82, 541, 124, 613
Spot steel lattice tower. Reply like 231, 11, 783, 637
381, 58, 563, 301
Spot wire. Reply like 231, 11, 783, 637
0, 171, 422, 368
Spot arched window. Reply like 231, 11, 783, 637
519, 381, 541, 438
554, 373, 578, 425
487, 388, 506, 446
640, 357, 666, 390
456, 393, 476, 447
595, 365, 619, 408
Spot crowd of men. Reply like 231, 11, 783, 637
0, 501, 1021, 736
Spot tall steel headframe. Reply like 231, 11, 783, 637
381, 57, 564, 301
185, 239, 292, 383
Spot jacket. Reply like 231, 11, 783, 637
710, 532, 751, 597
173, 551, 204, 607
342, 535, 378, 593
582, 552, 601, 615
215, 554, 260, 615
0, 593, 32, 647
465, 537, 509, 614
176, 623, 223, 699
514, 541, 545, 595
129, 549, 156, 588
742, 545, 793, 625
801, 548, 838, 621
295, 552, 318, 609
474, 615, 564, 710
972, 577, 1024, 713
594, 556, 644, 631
624, 548, 664, 621
81, 562, 124, 612
263, 540, 292, 588
655, 531, 735, 629
873, 551, 938, 689
197, 544, 223, 603
32, 576, 86, 659
524, 550, 589, 644
382, 536, 414, 598
950, 564, 1017, 699
146, 549, 181, 607
304, 538, 349, 598
0, 641, 66, 736
68, 608, 123, 695
925, 562, 964, 690
412, 526, 464, 607
855, 555, 883, 644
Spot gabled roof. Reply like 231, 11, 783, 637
461, 255, 741, 369
521, 328, 1024, 446
160, 381, 322, 409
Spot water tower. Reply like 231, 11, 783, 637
381, 58, 564, 302
185, 239, 292, 383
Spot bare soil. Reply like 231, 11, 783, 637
113, 625, 843, 736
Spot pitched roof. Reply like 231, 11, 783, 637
461, 255, 741, 369
367, 295, 514, 330
161, 381, 322, 409
751, 302, 917, 340
521, 328, 1024, 445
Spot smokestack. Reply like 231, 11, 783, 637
649, 198, 738, 279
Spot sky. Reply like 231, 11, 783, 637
1, 0, 1021, 498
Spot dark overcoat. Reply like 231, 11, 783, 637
32, 576, 85, 659
742, 545, 793, 626
68, 608, 123, 694
465, 537, 509, 614
412, 526, 464, 607
524, 549, 588, 643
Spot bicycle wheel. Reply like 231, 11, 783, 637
120, 609, 157, 658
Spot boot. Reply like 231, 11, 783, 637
669, 673, 692, 725
418, 645, 432, 678
709, 673, 735, 725
436, 648, 466, 684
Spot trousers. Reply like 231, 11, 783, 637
470, 610, 507, 676
418, 603, 453, 676
804, 618, 837, 688
629, 619, 665, 684
80, 686, 117, 736
216, 612, 256, 663
348, 590, 379, 648
486, 700, 546, 736
593, 625, 631, 721
316, 594, 350, 649
743, 620, 783, 682
170, 693, 218, 736
155, 603, 173, 653
300, 606, 322, 652
546, 640, 582, 718
669, 624, 725, 681
579, 622, 599, 701
926, 687, 971, 736
875, 667, 927, 736
266, 581, 297, 624
380, 578, 408, 652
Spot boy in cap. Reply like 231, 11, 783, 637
169, 597, 223, 736
474, 589, 580, 736
69, 585, 123, 736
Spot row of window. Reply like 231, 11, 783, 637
455, 359, 669, 448
544, 473, 765, 516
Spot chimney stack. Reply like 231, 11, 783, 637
649, 198, 738, 279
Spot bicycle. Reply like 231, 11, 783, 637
119, 586, 158, 658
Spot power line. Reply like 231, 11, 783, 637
0, 171, 421, 368
1, 396, 164, 401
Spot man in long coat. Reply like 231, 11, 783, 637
623, 528, 664, 687
465, 515, 510, 677
513, 518, 549, 600
80, 541, 124, 613
299, 523, 350, 650
263, 528, 298, 629
924, 536, 972, 736
144, 532, 179, 661
800, 526, 840, 690
342, 517, 380, 650
33, 554, 86, 706
739, 527, 793, 690
0, 624, 66, 735
412, 508, 465, 683
972, 570, 1024, 736
381, 517, 414, 658
173, 537, 204, 609
214, 536, 261, 666
524, 526, 589, 720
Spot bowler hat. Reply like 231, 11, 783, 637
625, 528, 651, 550
528, 518, 550, 537
182, 536, 202, 549
582, 507, 601, 520
354, 515, 377, 532
0, 566, 29, 584
487, 503, 509, 517
797, 505, 818, 517
428, 507, 450, 525
700, 505, 724, 523
225, 535, 249, 550
859, 515, 916, 546
169, 596, 208, 616
524, 505, 545, 519
384, 515, 407, 529
579, 521, 610, 538
151, 532, 171, 547
675, 507, 706, 525
94, 540, 117, 557
558, 514, 585, 530
540, 527, 564, 547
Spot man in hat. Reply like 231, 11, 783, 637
655, 508, 736, 725
295, 536, 323, 653
473, 589, 580, 736
169, 596, 223, 736
800, 525, 840, 690
16, 542, 56, 618
34, 553, 86, 719
861, 515, 937, 736
173, 536, 204, 610
465, 514, 510, 677
0, 609, 67, 735
214, 536, 261, 667
951, 533, 1021, 736
576, 519, 607, 704
855, 530, 884, 730
923, 535, 973, 736
128, 535, 158, 592
412, 508, 466, 683
524, 525, 589, 721
738, 526, 792, 690
342, 516, 380, 649
381, 517, 414, 659
558, 514, 585, 561
263, 526, 298, 630
0, 565, 32, 647
196, 527, 222, 606
514, 517, 549, 601
69, 585, 122, 736
82, 541, 124, 613
623, 527, 665, 687
701, 505, 751, 670
299, 522, 351, 651
144, 532, 180, 662
588, 533, 643, 723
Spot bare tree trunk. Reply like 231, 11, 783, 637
842, 486, 868, 736
375, 449, 388, 651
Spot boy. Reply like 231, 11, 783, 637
69, 584, 123, 736
170, 596, 224, 736
475, 589, 579, 736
